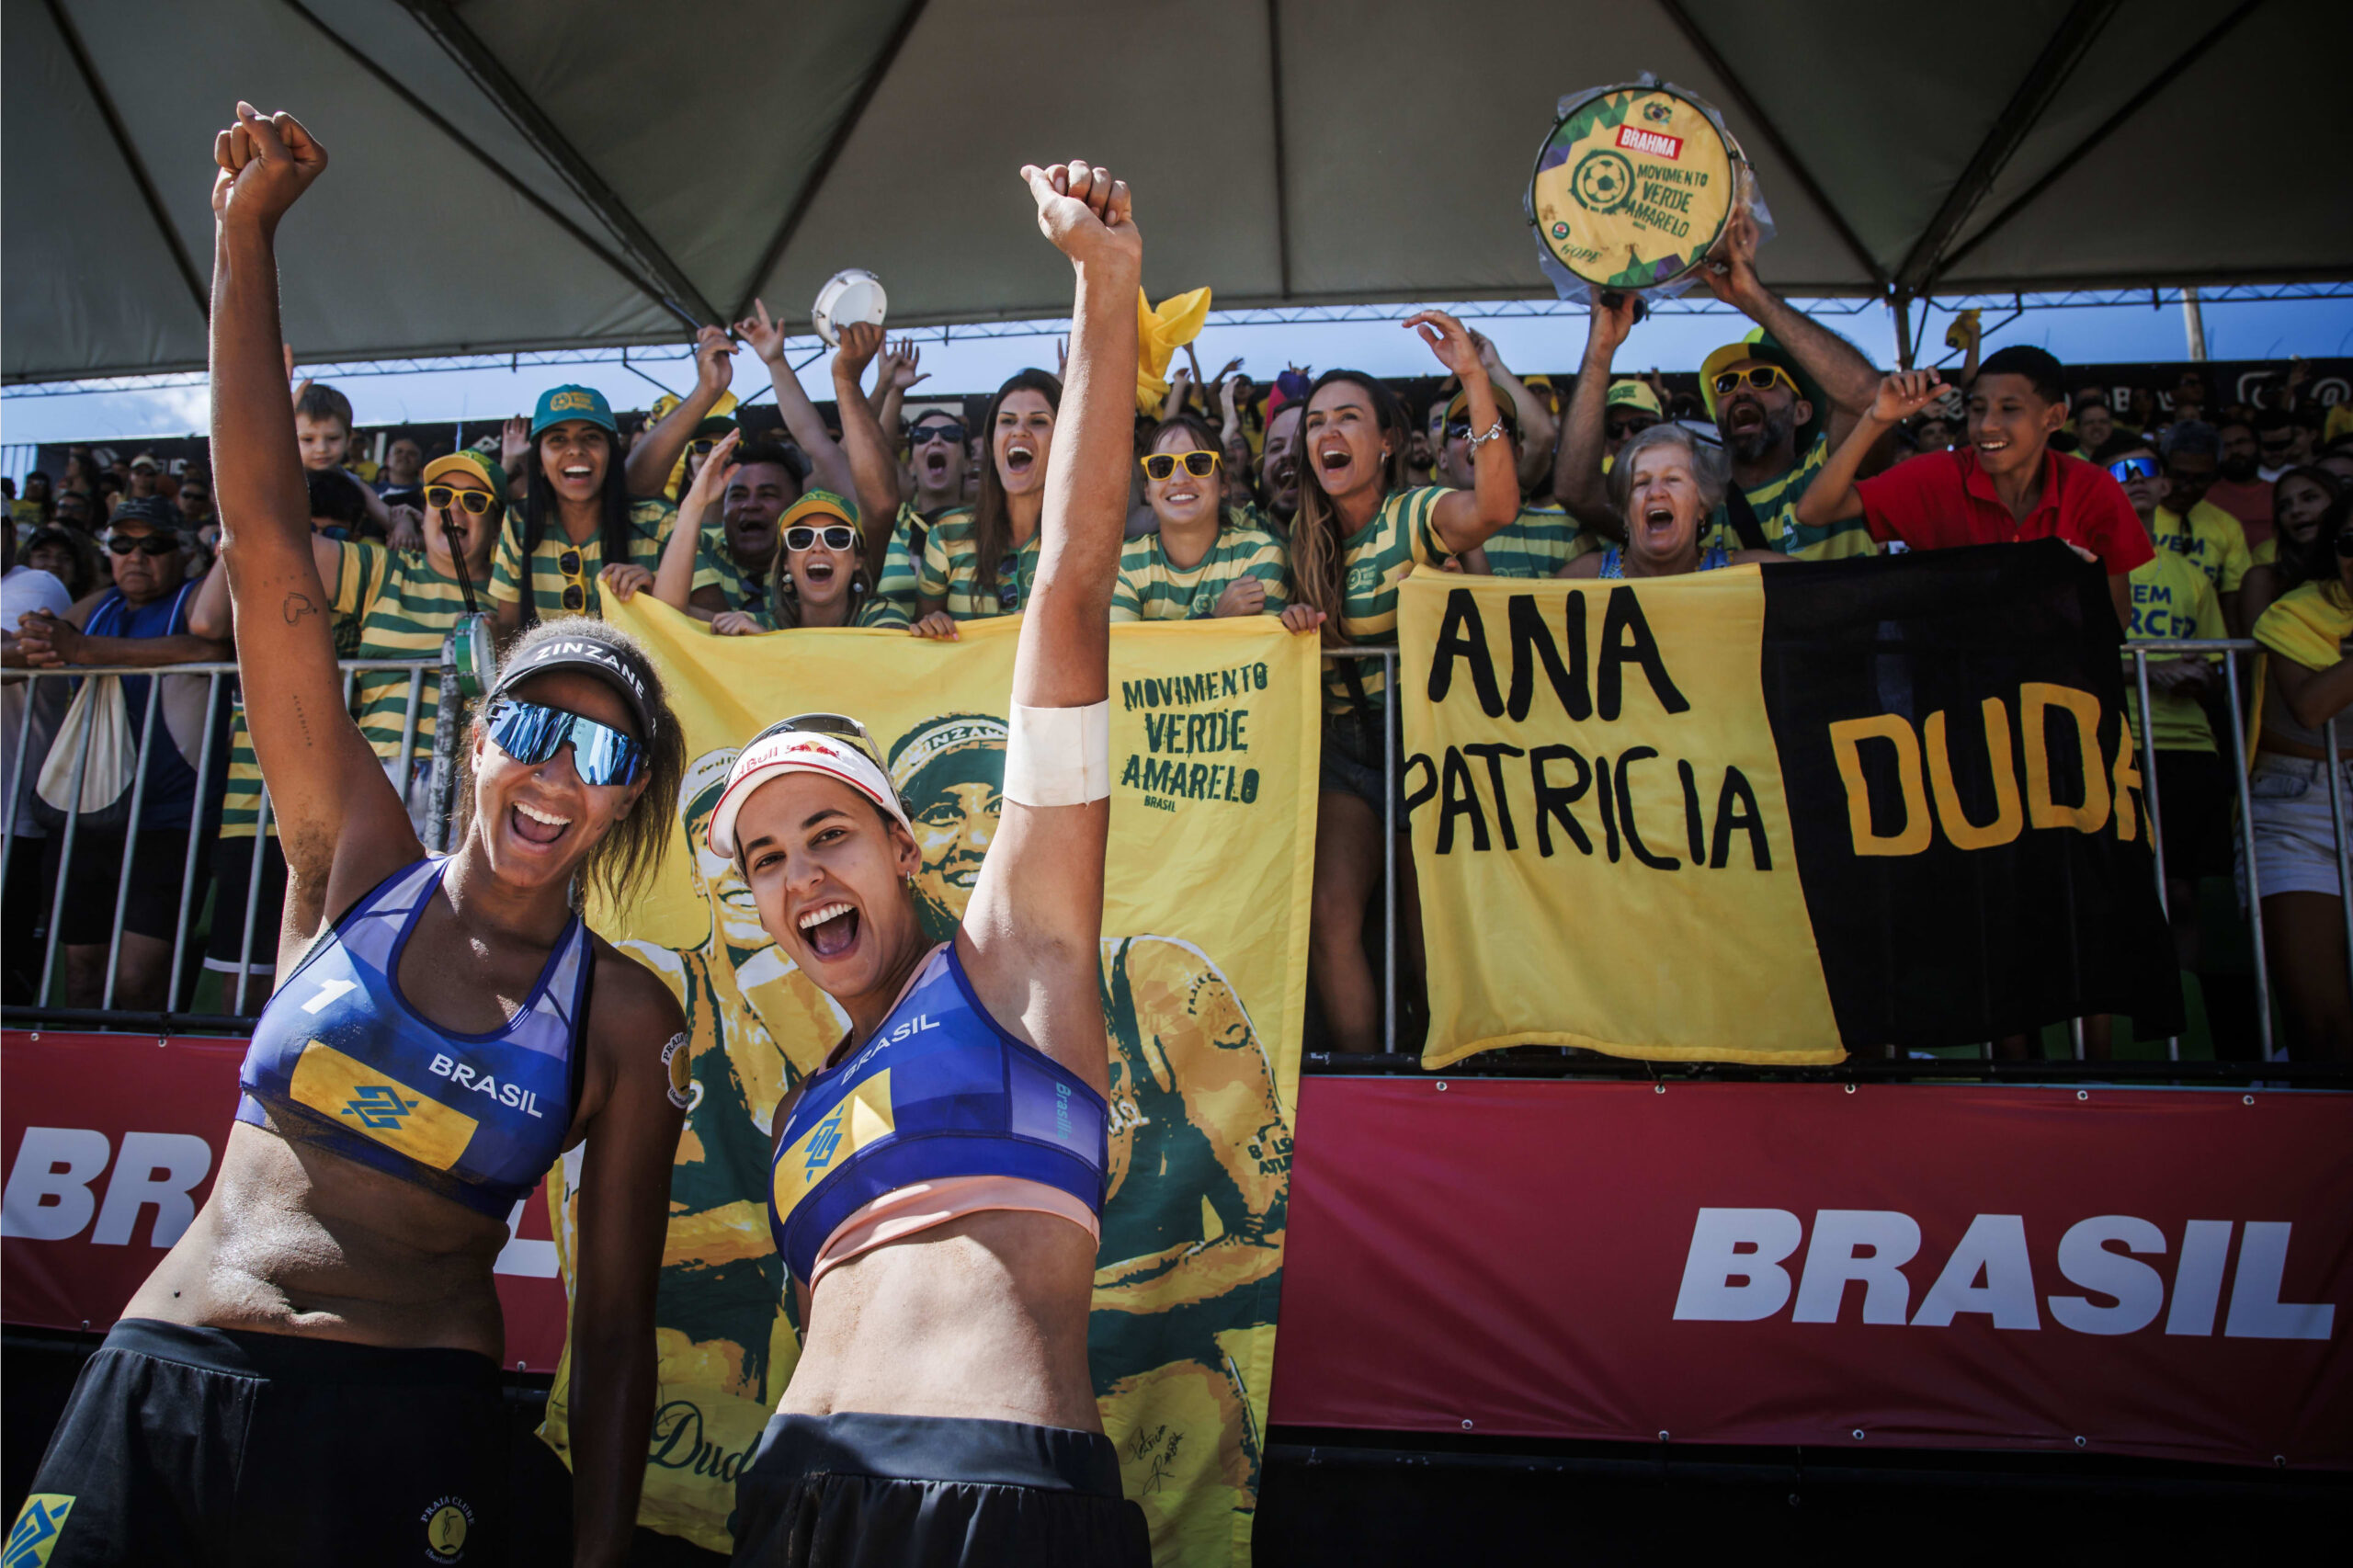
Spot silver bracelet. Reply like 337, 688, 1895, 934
1465, 419, 1506, 450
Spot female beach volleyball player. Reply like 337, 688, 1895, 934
17, 105, 688, 1566
703, 158, 1150, 1564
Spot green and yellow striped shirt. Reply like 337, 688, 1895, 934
1110, 516, 1290, 621
1327, 485, 1450, 715
1697, 431, 1876, 562
873, 501, 938, 619
1474, 505, 1594, 580
690, 518, 767, 612
220, 544, 392, 840
917, 506, 1040, 621
489, 497, 677, 621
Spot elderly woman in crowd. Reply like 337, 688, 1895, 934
1563, 423, 1780, 580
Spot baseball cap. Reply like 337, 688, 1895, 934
708, 719, 911, 858
421, 449, 510, 498
2161, 420, 2221, 460
1443, 378, 1519, 433
531, 384, 619, 438
128, 453, 160, 472
778, 489, 860, 531
108, 495, 186, 534
488, 631, 656, 741
1606, 380, 1663, 417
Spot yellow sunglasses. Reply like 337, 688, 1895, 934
1140, 450, 1221, 482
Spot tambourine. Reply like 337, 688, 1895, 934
449, 612, 496, 701
1527, 80, 1750, 297
811, 269, 888, 347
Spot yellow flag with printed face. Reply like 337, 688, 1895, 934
539, 600, 1317, 1568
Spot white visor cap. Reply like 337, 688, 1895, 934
707, 730, 911, 858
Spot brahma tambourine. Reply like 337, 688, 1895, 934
811, 269, 888, 347
449, 611, 496, 701
1526, 78, 1756, 299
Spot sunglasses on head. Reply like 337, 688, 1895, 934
911, 420, 966, 447
784, 524, 856, 552
485, 699, 644, 787
750, 711, 888, 769
1141, 450, 1221, 482
1712, 365, 1798, 399
107, 534, 178, 556
425, 484, 496, 516
2108, 456, 2160, 483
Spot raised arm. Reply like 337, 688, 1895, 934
1554, 293, 1637, 532
1700, 207, 1880, 447
733, 300, 858, 502
1418, 312, 1520, 554
1796, 369, 1949, 529
961, 159, 1140, 1094
828, 323, 907, 567
639, 429, 739, 619
209, 104, 415, 909
1472, 330, 1559, 495
623, 327, 733, 498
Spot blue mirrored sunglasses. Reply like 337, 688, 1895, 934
485, 699, 645, 787
2108, 455, 2159, 483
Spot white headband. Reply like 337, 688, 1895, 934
706, 730, 910, 858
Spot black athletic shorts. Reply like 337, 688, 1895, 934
16, 1318, 508, 1567
38, 826, 199, 945
204, 834, 290, 982
730, 1410, 1151, 1567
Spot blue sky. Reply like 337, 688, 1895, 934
5, 293, 2347, 456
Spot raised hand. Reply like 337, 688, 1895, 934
1219, 372, 1251, 426
1405, 311, 1483, 381
888, 340, 928, 393
1870, 369, 1949, 425
835, 321, 885, 385
1699, 204, 1763, 307
213, 103, 327, 233
733, 299, 790, 366
1586, 291, 1643, 361
385, 504, 425, 553
678, 428, 741, 531
498, 419, 530, 479
1019, 159, 1141, 272
692, 324, 735, 396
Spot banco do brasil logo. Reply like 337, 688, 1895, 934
804, 1110, 845, 1174
341, 1084, 418, 1130
1572, 149, 1635, 214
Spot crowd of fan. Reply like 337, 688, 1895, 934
7, 221, 2353, 1061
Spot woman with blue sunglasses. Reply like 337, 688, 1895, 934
17, 106, 689, 1568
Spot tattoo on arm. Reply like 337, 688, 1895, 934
290, 692, 314, 750
282, 591, 319, 626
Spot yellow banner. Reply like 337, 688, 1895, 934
1400, 571, 1844, 1067
540, 599, 1318, 1566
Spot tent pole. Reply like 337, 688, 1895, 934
1266, 0, 1293, 301
1891, 290, 1915, 371
2181, 288, 2209, 361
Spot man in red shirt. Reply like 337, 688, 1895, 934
1795, 345, 2150, 628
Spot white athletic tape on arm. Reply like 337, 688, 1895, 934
1004, 700, 1111, 806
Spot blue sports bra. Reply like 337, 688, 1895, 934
1597, 541, 1730, 577
237, 857, 589, 1218
768, 943, 1110, 1287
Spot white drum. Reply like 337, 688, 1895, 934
811, 269, 888, 347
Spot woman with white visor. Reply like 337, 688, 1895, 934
708, 158, 1150, 1565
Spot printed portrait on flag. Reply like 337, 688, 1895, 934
539, 604, 1318, 1568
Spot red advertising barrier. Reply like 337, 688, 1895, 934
1268, 1077, 2353, 1471
1, 1030, 569, 1370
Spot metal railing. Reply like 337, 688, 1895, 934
3, 658, 445, 1029
7, 641, 2348, 1082
1317, 639, 2353, 1080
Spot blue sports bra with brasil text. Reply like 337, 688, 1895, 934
237, 857, 589, 1218
768, 942, 1111, 1287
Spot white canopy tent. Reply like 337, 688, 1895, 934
7, 0, 2347, 383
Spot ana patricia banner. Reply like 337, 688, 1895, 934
1399, 541, 2181, 1067
1269, 1077, 2353, 1470
0, 1030, 568, 1365
535, 600, 1316, 1565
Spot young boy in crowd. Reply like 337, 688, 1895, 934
1794, 345, 2152, 627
